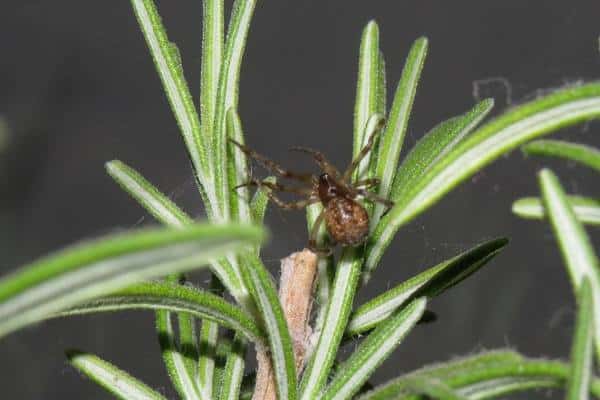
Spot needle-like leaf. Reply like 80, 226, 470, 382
567, 278, 594, 400
372, 37, 428, 222
128, 0, 217, 213
358, 350, 600, 399
54, 282, 265, 344
227, 108, 252, 223
106, 160, 193, 227
348, 238, 507, 335
523, 139, 600, 173
300, 248, 362, 400
539, 169, 600, 363
368, 82, 600, 273
213, 0, 259, 220
67, 350, 167, 400
241, 254, 297, 400
200, 0, 224, 143
0, 224, 263, 339
388, 99, 494, 209
513, 196, 600, 226
353, 21, 382, 181
218, 334, 247, 400
321, 298, 426, 400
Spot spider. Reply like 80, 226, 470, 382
230, 120, 394, 254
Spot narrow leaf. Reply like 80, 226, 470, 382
227, 108, 252, 223
67, 350, 167, 400
567, 278, 594, 400
348, 238, 507, 335
241, 254, 297, 400
0, 224, 263, 339
358, 350, 600, 399
251, 176, 275, 226
218, 334, 247, 400
157, 310, 206, 400
321, 298, 426, 400
523, 139, 600, 173
200, 0, 224, 141
128, 0, 217, 210
513, 196, 600, 226
539, 169, 600, 362
353, 20, 381, 180
373, 37, 428, 221
213, 0, 258, 220
58, 281, 265, 343
106, 160, 193, 227
368, 82, 600, 273
401, 377, 467, 400
388, 99, 494, 208
300, 248, 362, 400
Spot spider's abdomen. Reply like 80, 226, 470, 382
325, 197, 369, 246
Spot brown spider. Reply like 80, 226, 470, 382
230, 121, 394, 254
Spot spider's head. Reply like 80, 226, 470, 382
318, 173, 341, 204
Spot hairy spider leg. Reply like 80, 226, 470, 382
342, 118, 385, 182
235, 179, 313, 196
236, 178, 318, 210
229, 139, 313, 183
355, 188, 394, 214
353, 178, 380, 189
308, 210, 333, 255
288, 147, 341, 178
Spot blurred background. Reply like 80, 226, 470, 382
1, 0, 600, 398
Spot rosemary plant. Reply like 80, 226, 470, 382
1, 1, 600, 399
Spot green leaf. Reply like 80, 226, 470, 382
226, 108, 252, 223
348, 238, 507, 335
250, 176, 275, 226
567, 278, 594, 400
197, 276, 224, 398
0, 117, 8, 152
106, 160, 249, 305
67, 350, 167, 400
156, 309, 206, 400
241, 254, 297, 400
539, 169, 600, 362
373, 37, 428, 222
321, 298, 426, 400
106, 160, 193, 227
128, 0, 217, 211
523, 139, 600, 173
0, 224, 263, 339
400, 377, 467, 400
513, 196, 600, 226
358, 350, 600, 399
353, 21, 381, 181
200, 0, 224, 143
367, 82, 600, 273
388, 99, 494, 211
58, 281, 265, 343
300, 248, 362, 400
218, 334, 247, 400
213, 0, 259, 220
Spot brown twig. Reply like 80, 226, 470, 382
252, 249, 318, 400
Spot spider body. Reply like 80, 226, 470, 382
317, 173, 370, 246
230, 118, 393, 254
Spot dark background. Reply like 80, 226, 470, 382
1, 0, 600, 398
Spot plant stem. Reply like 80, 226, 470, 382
253, 249, 318, 400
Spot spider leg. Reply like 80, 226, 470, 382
229, 139, 313, 183
308, 210, 333, 256
356, 189, 394, 214
353, 178, 380, 189
289, 146, 341, 178
236, 179, 312, 196
238, 179, 319, 210
342, 117, 385, 182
